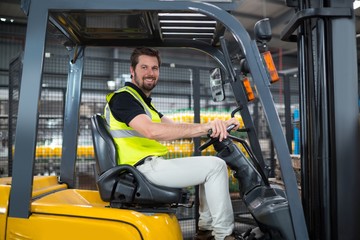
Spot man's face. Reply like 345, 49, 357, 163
130, 55, 159, 96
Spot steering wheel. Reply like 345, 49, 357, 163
198, 124, 236, 151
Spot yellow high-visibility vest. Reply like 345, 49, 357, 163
104, 86, 168, 165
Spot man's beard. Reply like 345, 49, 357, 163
134, 73, 157, 92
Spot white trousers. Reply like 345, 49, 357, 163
136, 156, 234, 240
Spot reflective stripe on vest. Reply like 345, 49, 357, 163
110, 129, 143, 138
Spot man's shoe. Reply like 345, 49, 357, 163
194, 230, 214, 240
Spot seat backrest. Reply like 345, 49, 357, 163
90, 114, 117, 175
90, 114, 185, 209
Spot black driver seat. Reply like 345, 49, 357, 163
90, 113, 183, 210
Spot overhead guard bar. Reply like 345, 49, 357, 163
280, 7, 352, 42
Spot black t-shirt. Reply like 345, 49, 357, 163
108, 82, 163, 125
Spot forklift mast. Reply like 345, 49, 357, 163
282, 0, 360, 239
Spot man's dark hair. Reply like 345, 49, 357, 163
130, 47, 161, 70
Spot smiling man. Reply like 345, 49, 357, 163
104, 47, 241, 240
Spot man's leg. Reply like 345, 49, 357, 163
202, 159, 234, 239
195, 184, 213, 239
198, 183, 212, 231
137, 156, 234, 239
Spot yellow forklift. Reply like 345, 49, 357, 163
1, 0, 359, 239
0, 0, 305, 239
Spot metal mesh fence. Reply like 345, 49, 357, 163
7, 55, 22, 177
0, 95, 7, 176
35, 54, 68, 177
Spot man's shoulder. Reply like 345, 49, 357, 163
110, 90, 137, 106
113, 89, 133, 98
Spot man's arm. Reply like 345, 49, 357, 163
160, 115, 175, 124
129, 114, 239, 142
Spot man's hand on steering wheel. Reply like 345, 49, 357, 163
225, 118, 240, 131
207, 117, 240, 142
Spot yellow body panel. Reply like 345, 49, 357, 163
0, 184, 10, 240
1, 176, 182, 240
